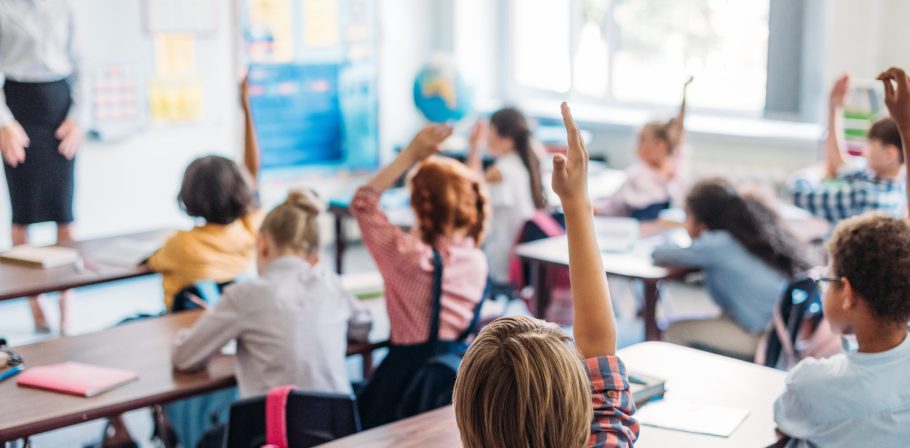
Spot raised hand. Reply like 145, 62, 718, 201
468, 120, 488, 152
552, 102, 589, 207
878, 67, 910, 129
56, 119, 82, 160
405, 124, 453, 162
830, 74, 850, 109
1, 121, 29, 167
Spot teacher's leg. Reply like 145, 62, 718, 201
12, 224, 50, 333
57, 223, 74, 335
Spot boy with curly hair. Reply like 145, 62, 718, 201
773, 212, 910, 447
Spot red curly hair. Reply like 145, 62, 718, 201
409, 156, 488, 247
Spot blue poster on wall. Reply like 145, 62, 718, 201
240, 0, 379, 172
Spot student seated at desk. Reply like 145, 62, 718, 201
652, 178, 811, 359
789, 74, 906, 223
595, 77, 693, 221
773, 67, 910, 448
454, 103, 639, 448
171, 189, 371, 397
147, 79, 262, 311
467, 107, 547, 286
351, 125, 489, 429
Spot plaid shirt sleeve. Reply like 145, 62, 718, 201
586, 356, 640, 448
791, 170, 906, 222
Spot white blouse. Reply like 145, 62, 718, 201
484, 152, 537, 284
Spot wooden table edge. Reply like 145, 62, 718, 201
0, 266, 154, 302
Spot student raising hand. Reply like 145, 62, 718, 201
879, 68, 910, 132
557, 102, 618, 358
367, 124, 453, 191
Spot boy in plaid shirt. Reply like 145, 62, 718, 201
789, 74, 906, 223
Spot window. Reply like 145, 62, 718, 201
510, 0, 771, 113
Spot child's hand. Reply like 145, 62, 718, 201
879, 67, 910, 130
552, 102, 589, 207
829, 74, 849, 109
240, 76, 251, 111
405, 124, 453, 161
684, 75, 695, 89
468, 120, 488, 153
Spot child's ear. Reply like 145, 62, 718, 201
257, 235, 269, 258
307, 254, 320, 266
841, 278, 858, 311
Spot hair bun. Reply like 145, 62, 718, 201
284, 189, 323, 216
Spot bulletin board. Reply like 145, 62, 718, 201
239, 0, 380, 172
75, 0, 236, 141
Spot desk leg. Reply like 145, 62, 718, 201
643, 279, 662, 341
530, 262, 551, 319
334, 213, 347, 274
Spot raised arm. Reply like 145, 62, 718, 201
366, 124, 452, 191
467, 120, 487, 174
554, 102, 616, 357
240, 78, 261, 184
825, 74, 850, 178
672, 75, 694, 145
878, 67, 910, 214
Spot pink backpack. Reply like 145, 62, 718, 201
261, 385, 296, 448
508, 211, 574, 325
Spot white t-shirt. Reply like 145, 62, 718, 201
774, 333, 910, 447
484, 152, 537, 284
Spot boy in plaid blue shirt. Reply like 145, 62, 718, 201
789, 74, 906, 223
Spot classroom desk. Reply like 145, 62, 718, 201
0, 229, 172, 302
320, 342, 787, 448
327, 167, 628, 274
516, 221, 690, 341
0, 309, 388, 442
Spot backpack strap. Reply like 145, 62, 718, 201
428, 249, 444, 343
262, 385, 296, 448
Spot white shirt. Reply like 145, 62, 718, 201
596, 145, 691, 216
171, 256, 372, 398
0, 0, 81, 125
484, 152, 537, 283
774, 333, 910, 447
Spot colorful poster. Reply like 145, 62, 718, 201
302, 0, 340, 47
89, 65, 145, 140
153, 34, 196, 77
246, 0, 295, 63
149, 77, 203, 122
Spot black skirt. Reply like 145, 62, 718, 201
3, 79, 75, 225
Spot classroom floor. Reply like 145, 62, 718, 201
0, 244, 718, 447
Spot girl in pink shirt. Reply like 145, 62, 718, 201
351, 125, 489, 428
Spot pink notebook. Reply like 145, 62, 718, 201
17, 362, 138, 397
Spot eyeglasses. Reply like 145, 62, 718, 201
813, 276, 843, 292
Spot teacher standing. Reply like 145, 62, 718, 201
0, 0, 83, 334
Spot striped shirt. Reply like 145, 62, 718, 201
350, 186, 488, 345
790, 168, 905, 223
586, 356, 640, 447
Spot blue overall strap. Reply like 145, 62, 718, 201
428, 249, 444, 343
456, 279, 488, 342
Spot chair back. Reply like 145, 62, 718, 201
224, 389, 361, 448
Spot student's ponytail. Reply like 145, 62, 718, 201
490, 108, 547, 210
261, 189, 323, 256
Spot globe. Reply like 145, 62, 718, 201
413, 59, 473, 123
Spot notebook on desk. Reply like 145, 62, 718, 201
635, 400, 750, 437
629, 371, 666, 406
17, 362, 138, 397
0, 245, 80, 269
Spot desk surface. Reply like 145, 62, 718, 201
0, 229, 172, 301
515, 221, 686, 280
0, 311, 234, 441
322, 342, 785, 448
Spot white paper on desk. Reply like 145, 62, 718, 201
88, 239, 162, 267
635, 400, 749, 437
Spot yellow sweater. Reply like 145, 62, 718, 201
148, 211, 263, 310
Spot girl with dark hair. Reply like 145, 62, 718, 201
468, 107, 546, 284
653, 177, 812, 358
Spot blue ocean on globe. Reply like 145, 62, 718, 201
413, 61, 473, 123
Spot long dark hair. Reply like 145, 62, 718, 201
490, 107, 547, 210
686, 178, 811, 277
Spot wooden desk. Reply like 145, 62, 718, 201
0, 311, 234, 441
0, 229, 172, 301
321, 342, 786, 448
516, 222, 690, 341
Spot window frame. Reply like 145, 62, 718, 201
500, 0, 819, 122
